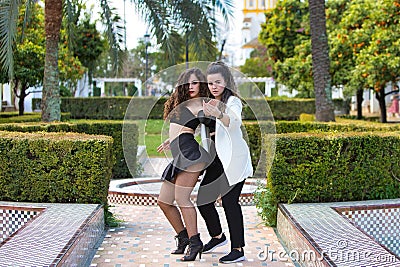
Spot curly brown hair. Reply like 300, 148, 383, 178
163, 68, 209, 119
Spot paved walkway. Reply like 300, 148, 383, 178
90, 158, 294, 266
90, 205, 293, 267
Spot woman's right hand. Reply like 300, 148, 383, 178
157, 140, 170, 153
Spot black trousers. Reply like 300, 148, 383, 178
197, 147, 245, 250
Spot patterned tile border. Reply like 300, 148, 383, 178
0, 202, 104, 267
277, 199, 400, 267
335, 204, 400, 261
0, 205, 45, 246
108, 178, 258, 206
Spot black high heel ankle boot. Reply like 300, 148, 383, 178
171, 229, 189, 254
181, 233, 203, 261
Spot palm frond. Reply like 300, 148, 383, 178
63, 0, 77, 49
20, 0, 35, 43
130, 0, 179, 63
0, 0, 21, 78
209, 0, 235, 25
99, 0, 124, 72
170, 0, 216, 59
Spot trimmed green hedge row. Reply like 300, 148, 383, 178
60, 97, 348, 121
254, 131, 400, 226
0, 112, 71, 123
60, 97, 164, 120
0, 131, 114, 204
0, 120, 139, 178
244, 119, 400, 176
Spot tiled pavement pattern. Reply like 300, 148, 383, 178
92, 157, 292, 266
0, 202, 103, 267
90, 204, 295, 267
277, 199, 400, 267
0, 205, 43, 243
339, 204, 400, 261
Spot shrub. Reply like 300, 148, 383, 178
257, 131, 400, 226
0, 131, 114, 204
0, 120, 139, 178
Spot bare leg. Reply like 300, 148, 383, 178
158, 181, 185, 233
174, 163, 203, 238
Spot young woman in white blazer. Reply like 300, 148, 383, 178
198, 61, 253, 264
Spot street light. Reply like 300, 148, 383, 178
144, 33, 150, 85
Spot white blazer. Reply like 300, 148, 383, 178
214, 96, 253, 185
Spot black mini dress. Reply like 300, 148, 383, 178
161, 106, 212, 182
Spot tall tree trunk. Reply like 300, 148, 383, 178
309, 0, 335, 122
18, 85, 27, 116
356, 88, 363, 119
42, 0, 63, 122
376, 86, 387, 123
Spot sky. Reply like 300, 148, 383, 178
89, 1, 244, 65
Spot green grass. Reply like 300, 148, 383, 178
137, 119, 169, 157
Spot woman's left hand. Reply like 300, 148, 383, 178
203, 100, 221, 117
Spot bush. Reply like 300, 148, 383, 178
61, 97, 348, 121
0, 120, 139, 178
299, 113, 315, 122
0, 131, 114, 204
257, 131, 400, 226
61, 97, 165, 120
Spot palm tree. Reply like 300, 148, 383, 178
309, 0, 335, 122
42, 0, 63, 121
0, 0, 234, 122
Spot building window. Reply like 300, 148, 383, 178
260, 0, 265, 8
249, 0, 254, 8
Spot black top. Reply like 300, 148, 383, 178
197, 110, 216, 134
169, 106, 200, 130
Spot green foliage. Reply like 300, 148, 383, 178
61, 97, 339, 121
58, 29, 86, 91
252, 129, 400, 226
350, 0, 400, 92
258, 0, 400, 112
104, 205, 124, 227
259, 0, 310, 62
72, 14, 105, 70
60, 97, 165, 120
245, 119, 400, 179
0, 131, 114, 204
274, 40, 314, 96
240, 47, 274, 77
243, 98, 316, 121
253, 182, 277, 226
0, 120, 139, 178
0, 113, 42, 123
299, 113, 315, 122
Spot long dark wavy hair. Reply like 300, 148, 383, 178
206, 61, 240, 111
163, 68, 209, 119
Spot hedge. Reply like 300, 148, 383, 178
0, 112, 70, 123
60, 97, 164, 120
255, 131, 400, 226
0, 131, 114, 204
244, 119, 400, 177
0, 120, 139, 178
61, 97, 348, 121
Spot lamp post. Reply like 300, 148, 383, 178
144, 33, 150, 85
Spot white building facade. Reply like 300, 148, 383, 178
240, 0, 277, 64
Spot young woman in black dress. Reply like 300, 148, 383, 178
157, 68, 211, 261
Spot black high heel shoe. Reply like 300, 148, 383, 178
181, 233, 203, 261
171, 229, 189, 254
